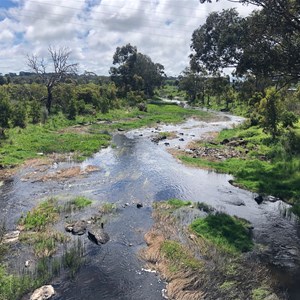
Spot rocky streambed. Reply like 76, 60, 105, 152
0, 112, 299, 299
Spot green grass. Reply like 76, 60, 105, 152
71, 196, 92, 209
167, 198, 192, 209
179, 123, 300, 210
19, 198, 59, 231
197, 202, 215, 213
191, 213, 253, 254
0, 265, 36, 300
20, 231, 67, 257
0, 104, 212, 167
161, 240, 202, 272
252, 287, 273, 300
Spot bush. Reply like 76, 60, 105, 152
281, 111, 298, 128
12, 103, 27, 128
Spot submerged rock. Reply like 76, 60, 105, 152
88, 223, 110, 245
30, 285, 55, 300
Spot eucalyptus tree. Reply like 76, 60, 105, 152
190, 7, 300, 86
110, 43, 165, 98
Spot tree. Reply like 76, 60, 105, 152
178, 67, 207, 104
0, 89, 11, 137
258, 87, 283, 139
191, 6, 300, 85
190, 9, 244, 75
199, 0, 300, 31
110, 44, 165, 98
27, 46, 78, 114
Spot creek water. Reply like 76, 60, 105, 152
0, 113, 299, 299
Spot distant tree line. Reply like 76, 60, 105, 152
0, 44, 166, 138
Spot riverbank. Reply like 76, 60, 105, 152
0, 103, 213, 174
140, 199, 283, 300
172, 122, 300, 216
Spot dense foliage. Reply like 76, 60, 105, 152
110, 43, 165, 99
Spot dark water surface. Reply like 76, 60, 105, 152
0, 114, 299, 299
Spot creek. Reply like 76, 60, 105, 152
0, 112, 299, 299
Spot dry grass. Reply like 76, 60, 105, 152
140, 202, 282, 300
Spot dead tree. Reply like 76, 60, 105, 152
27, 46, 78, 113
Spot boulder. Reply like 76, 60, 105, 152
88, 223, 110, 245
30, 285, 55, 300
254, 195, 264, 205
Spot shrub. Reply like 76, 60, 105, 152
281, 111, 298, 128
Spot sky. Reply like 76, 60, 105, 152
0, 0, 256, 76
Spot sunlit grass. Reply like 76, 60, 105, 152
19, 198, 59, 231
191, 213, 253, 254
0, 104, 212, 167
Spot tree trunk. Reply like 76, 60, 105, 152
46, 86, 53, 114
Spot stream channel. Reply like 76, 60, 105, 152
0, 112, 300, 299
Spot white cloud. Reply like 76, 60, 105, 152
0, 0, 256, 76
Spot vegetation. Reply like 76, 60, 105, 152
166, 198, 192, 209
197, 202, 215, 213
99, 202, 117, 214
161, 240, 202, 271
179, 122, 300, 208
141, 200, 278, 300
110, 43, 165, 98
27, 46, 78, 114
69, 196, 92, 210
19, 198, 59, 231
191, 213, 253, 253
0, 102, 212, 167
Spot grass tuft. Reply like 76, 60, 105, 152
191, 213, 253, 254
19, 198, 59, 231
167, 198, 192, 209
161, 240, 202, 272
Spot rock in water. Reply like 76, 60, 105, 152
65, 220, 87, 235
72, 220, 87, 235
254, 195, 264, 205
88, 223, 110, 245
30, 285, 55, 300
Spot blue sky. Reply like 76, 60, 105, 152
0, 0, 255, 76
0, 0, 16, 9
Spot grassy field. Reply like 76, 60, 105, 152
0, 103, 213, 167
179, 122, 300, 214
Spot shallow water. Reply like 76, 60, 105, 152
0, 113, 299, 299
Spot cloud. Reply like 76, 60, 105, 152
0, 0, 256, 76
